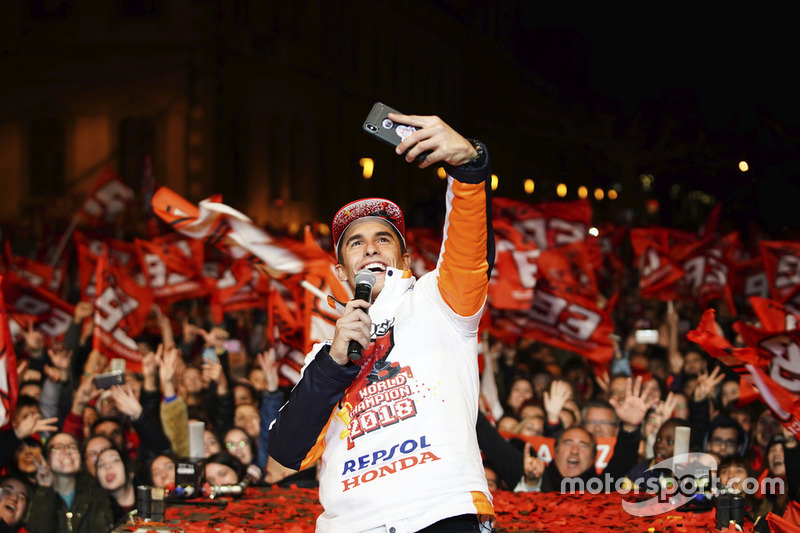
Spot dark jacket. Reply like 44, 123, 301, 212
25, 472, 115, 533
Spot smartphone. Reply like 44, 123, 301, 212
634, 329, 659, 345
93, 370, 126, 389
363, 102, 430, 161
202, 346, 218, 364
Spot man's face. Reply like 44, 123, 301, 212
683, 351, 706, 376
707, 427, 739, 458
336, 219, 410, 298
554, 428, 594, 478
583, 407, 619, 437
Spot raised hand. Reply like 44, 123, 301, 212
73, 301, 94, 324
389, 113, 479, 169
14, 412, 59, 440
543, 380, 571, 424
70, 374, 101, 416
109, 384, 143, 420
256, 348, 280, 393
523, 442, 546, 484
609, 376, 659, 432
33, 455, 53, 487
21, 322, 44, 352
693, 365, 724, 402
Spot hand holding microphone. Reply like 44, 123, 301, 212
330, 269, 376, 365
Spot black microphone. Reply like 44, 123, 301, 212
347, 269, 376, 362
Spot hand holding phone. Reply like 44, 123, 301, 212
93, 370, 126, 389
363, 102, 431, 161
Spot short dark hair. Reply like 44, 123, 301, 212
201, 450, 246, 483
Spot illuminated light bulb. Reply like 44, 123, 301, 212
578, 186, 588, 199
524, 179, 535, 194
359, 158, 374, 179
556, 183, 567, 197
594, 188, 604, 200
491, 174, 499, 191
739, 161, 749, 172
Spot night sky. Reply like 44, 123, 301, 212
509, 5, 800, 235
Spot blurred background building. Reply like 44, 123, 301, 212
1, 1, 797, 243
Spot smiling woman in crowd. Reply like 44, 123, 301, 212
0, 473, 32, 532
25, 432, 114, 533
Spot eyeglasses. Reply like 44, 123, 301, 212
50, 443, 79, 455
225, 440, 249, 450
709, 437, 739, 449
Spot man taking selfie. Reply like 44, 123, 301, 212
269, 110, 495, 532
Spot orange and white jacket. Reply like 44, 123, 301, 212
269, 146, 495, 533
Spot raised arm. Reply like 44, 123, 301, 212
392, 113, 494, 317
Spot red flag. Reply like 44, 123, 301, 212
767, 511, 800, 533
293, 228, 351, 352
205, 255, 270, 324
493, 242, 615, 366
266, 283, 305, 387
2, 272, 74, 346
731, 256, 769, 315
688, 309, 800, 439
491, 197, 590, 251
489, 218, 540, 310
93, 248, 154, 369
749, 296, 800, 332
678, 232, 739, 311
735, 323, 800, 396
74, 231, 139, 302
0, 275, 19, 430
136, 236, 208, 304
151, 186, 305, 275
760, 240, 800, 303
630, 228, 685, 300
405, 227, 441, 277
80, 167, 135, 225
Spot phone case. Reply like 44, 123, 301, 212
363, 102, 430, 161
363, 102, 418, 147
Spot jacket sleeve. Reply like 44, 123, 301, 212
256, 390, 284, 469
604, 428, 642, 480
160, 396, 190, 458
268, 345, 359, 470
437, 144, 495, 318
475, 411, 525, 490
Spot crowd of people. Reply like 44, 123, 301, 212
2, 256, 798, 532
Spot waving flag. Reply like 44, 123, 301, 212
74, 231, 140, 301
0, 275, 19, 430
1, 271, 74, 345
93, 248, 153, 368
136, 236, 208, 303
630, 228, 685, 300
760, 240, 800, 304
80, 167, 135, 225
492, 197, 590, 251
688, 309, 800, 439
151, 186, 305, 275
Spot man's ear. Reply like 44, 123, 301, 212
402, 252, 411, 271
335, 263, 348, 282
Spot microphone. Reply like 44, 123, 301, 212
347, 269, 376, 362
